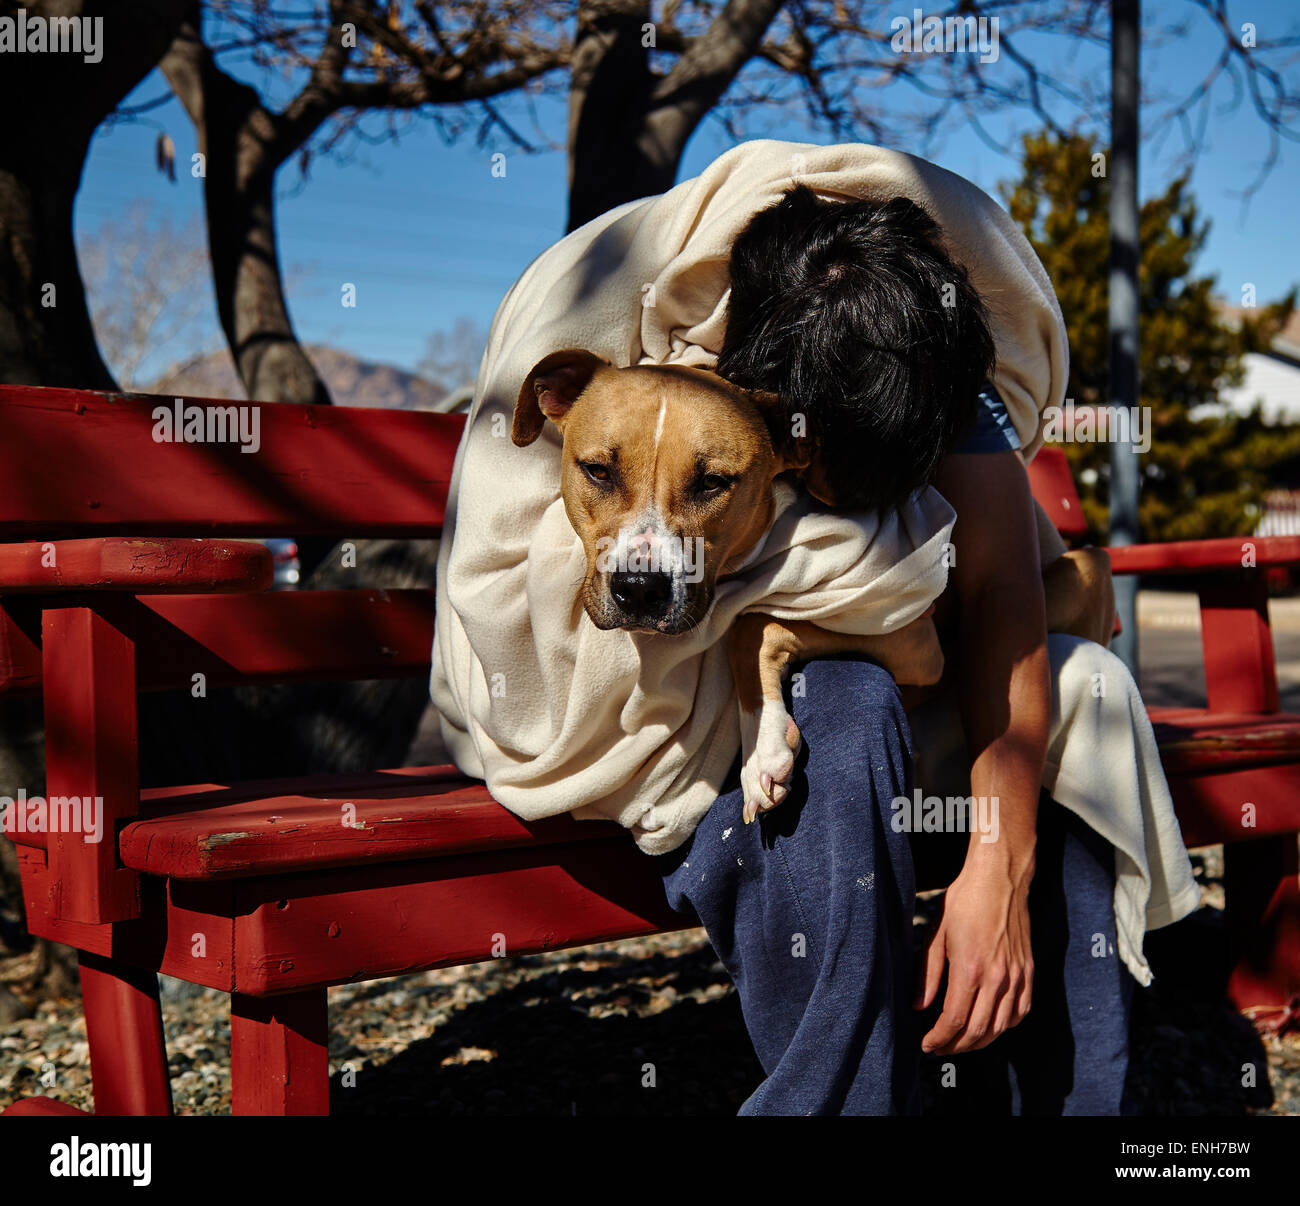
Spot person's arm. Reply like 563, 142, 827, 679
915, 448, 1049, 1054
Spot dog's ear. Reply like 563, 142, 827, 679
512, 349, 608, 447
746, 388, 811, 474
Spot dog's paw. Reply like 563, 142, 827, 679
739, 700, 803, 824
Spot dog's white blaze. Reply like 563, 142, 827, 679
610, 394, 689, 619
653, 394, 667, 450
609, 392, 690, 621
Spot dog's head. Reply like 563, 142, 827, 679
513, 349, 808, 634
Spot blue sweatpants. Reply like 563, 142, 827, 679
655, 657, 1132, 1116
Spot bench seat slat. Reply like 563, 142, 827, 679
1168, 762, 1300, 848
1149, 707, 1300, 773
0, 386, 463, 538
1025, 446, 1089, 541
115, 766, 624, 879
82, 708, 1300, 883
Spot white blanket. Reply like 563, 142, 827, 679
430, 139, 1197, 981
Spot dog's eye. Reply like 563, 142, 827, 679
580, 461, 612, 485
698, 474, 733, 496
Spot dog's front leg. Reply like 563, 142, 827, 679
727, 611, 945, 824
727, 615, 806, 825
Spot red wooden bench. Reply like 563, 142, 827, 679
1, 384, 1297, 1116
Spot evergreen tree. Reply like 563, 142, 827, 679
1001, 131, 1299, 542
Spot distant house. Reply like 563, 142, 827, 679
1188, 306, 1300, 539
1192, 305, 1300, 424
1254, 489, 1300, 537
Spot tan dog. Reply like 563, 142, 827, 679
512, 349, 1114, 824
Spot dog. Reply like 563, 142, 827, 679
512, 348, 1115, 825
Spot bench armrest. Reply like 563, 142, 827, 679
0, 537, 272, 594
1102, 536, 1291, 714
1105, 536, 1300, 576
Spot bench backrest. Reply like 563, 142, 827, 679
0, 387, 466, 698
0, 386, 1089, 699
0, 385, 1085, 538
0, 386, 463, 539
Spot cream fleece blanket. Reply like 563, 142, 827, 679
431, 139, 1198, 981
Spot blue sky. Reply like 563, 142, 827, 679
76, 0, 1300, 384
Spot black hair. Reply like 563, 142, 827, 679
716, 184, 995, 512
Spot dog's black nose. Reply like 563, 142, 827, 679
610, 571, 673, 616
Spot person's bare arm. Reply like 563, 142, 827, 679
915, 449, 1049, 1055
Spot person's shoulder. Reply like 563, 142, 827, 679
952, 385, 1023, 456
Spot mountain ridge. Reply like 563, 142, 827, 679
146, 345, 460, 411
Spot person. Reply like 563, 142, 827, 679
658, 184, 1139, 1114
430, 140, 1200, 1116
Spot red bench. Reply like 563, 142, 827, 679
1027, 449, 1300, 1016
1, 384, 1297, 1116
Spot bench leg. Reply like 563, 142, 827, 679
1225, 836, 1300, 1015
230, 989, 329, 1116
78, 951, 173, 1116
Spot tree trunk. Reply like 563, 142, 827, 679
202, 104, 330, 406
0, 0, 189, 1004
567, 1, 668, 232
161, 13, 330, 406
0, 138, 112, 388
0, 0, 186, 386
162, 12, 336, 586
566, 0, 785, 233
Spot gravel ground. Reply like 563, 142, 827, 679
2, 845, 1297, 1116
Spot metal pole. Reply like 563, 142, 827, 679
1109, 0, 1141, 675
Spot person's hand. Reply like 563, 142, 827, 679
914, 850, 1035, 1054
